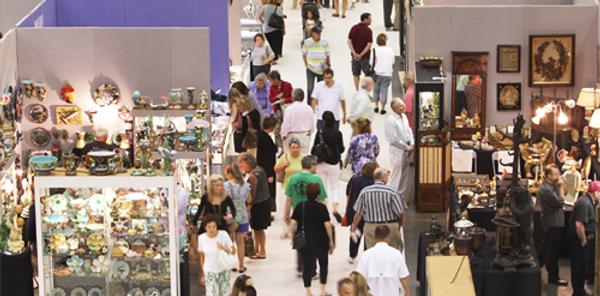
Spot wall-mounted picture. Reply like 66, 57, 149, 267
497, 83, 521, 111
529, 34, 575, 87
497, 45, 520, 73
55, 105, 82, 125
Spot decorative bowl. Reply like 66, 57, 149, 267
29, 155, 58, 175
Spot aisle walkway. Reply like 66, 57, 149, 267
238, 1, 433, 294
191, 2, 436, 295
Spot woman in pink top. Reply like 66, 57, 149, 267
402, 73, 415, 128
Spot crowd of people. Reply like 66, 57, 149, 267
193, 1, 413, 295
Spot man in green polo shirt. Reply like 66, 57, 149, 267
284, 155, 327, 220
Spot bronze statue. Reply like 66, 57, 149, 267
493, 114, 536, 270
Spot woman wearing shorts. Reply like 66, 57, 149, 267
224, 164, 252, 273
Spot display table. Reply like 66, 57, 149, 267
1, 249, 34, 296
426, 256, 475, 296
417, 233, 541, 296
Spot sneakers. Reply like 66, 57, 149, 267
347, 257, 355, 264
381, 109, 387, 115
374, 108, 379, 113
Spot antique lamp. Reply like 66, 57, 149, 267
531, 98, 576, 162
577, 88, 600, 115
589, 109, 600, 129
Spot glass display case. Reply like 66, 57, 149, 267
414, 82, 451, 212
34, 175, 178, 296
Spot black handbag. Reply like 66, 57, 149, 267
311, 131, 333, 161
293, 202, 307, 250
268, 6, 285, 30
241, 115, 258, 149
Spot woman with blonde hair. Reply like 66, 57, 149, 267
349, 271, 373, 296
347, 118, 380, 175
229, 86, 262, 156
192, 174, 237, 236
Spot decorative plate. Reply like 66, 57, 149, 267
50, 288, 66, 296
88, 287, 102, 296
118, 105, 132, 121
26, 103, 48, 123
47, 194, 68, 213
145, 288, 160, 296
127, 288, 143, 296
111, 261, 129, 279
556, 149, 568, 163
85, 224, 104, 231
161, 289, 170, 296
43, 214, 68, 224
30, 127, 51, 147
71, 287, 87, 296
88, 194, 106, 214
92, 84, 120, 107
69, 198, 87, 209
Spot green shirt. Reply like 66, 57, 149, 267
285, 171, 327, 208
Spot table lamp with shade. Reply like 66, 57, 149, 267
577, 88, 600, 118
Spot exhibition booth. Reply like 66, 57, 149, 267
0, 1, 234, 296
406, 1, 600, 295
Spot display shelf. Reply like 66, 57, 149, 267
132, 109, 198, 118
34, 175, 179, 296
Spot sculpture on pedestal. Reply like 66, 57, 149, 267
493, 114, 537, 270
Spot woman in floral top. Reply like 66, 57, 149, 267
347, 118, 380, 175
224, 164, 251, 273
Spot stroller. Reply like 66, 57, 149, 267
301, 0, 323, 40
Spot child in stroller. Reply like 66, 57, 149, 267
302, 1, 323, 40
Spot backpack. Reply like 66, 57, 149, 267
312, 130, 333, 161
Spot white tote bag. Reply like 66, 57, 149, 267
216, 249, 237, 271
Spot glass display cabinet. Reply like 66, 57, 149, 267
34, 175, 178, 296
415, 82, 451, 212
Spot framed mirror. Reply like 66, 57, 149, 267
451, 52, 489, 140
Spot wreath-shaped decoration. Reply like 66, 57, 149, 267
534, 39, 570, 82
92, 83, 120, 107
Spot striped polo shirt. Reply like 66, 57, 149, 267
303, 37, 330, 75
353, 181, 407, 223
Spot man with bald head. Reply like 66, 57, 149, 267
347, 76, 375, 136
385, 98, 414, 204
351, 167, 407, 250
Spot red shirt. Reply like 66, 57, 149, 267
403, 85, 414, 128
269, 80, 293, 111
348, 23, 373, 59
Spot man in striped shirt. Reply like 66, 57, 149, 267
303, 26, 331, 105
351, 168, 407, 251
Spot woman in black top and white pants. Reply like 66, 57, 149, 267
312, 111, 345, 219
291, 183, 335, 296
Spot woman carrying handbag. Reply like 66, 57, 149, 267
290, 183, 335, 296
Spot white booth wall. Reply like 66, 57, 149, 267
0, 30, 18, 91
16, 27, 211, 153
0, 0, 44, 33
409, 5, 598, 125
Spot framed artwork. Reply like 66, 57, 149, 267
529, 34, 575, 87
497, 45, 520, 73
497, 83, 521, 111
55, 105, 82, 125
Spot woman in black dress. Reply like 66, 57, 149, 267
257, 115, 279, 213
238, 153, 272, 259
291, 183, 335, 296
192, 174, 237, 235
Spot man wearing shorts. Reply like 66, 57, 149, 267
347, 13, 373, 90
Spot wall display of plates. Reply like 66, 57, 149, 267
88, 287, 103, 296
30, 127, 51, 147
92, 84, 120, 107
71, 287, 87, 296
26, 103, 49, 123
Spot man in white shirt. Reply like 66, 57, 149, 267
281, 88, 315, 154
385, 98, 414, 204
356, 225, 410, 296
347, 76, 375, 136
311, 68, 346, 131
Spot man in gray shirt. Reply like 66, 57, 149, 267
539, 164, 568, 286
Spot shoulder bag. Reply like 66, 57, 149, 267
312, 130, 333, 161
241, 114, 258, 149
276, 154, 288, 183
268, 5, 285, 30
367, 47, 377, 78
292, 202, 307, 250
216, 246, 237, 271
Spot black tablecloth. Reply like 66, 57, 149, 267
1, 248, 34, 296
417, 233, 541, 296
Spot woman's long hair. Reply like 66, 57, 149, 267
349, 271, 373, 296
